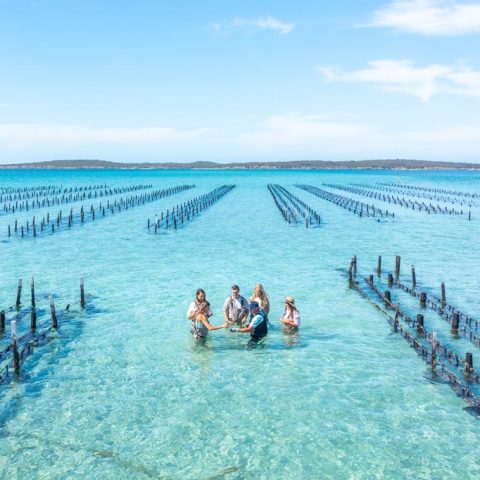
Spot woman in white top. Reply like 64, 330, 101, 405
249, 284, 270, 315
280, 296, 300, 330
187, 289, 226, 339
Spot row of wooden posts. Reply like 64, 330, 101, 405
351, 182, 476, 208
329, 183, 467, 216
367, 271, 478, 382
348, 256, 479, 409
148, 185, 235, 233
1, 184, 153, 215
0, 183, 110, 201
268, 184, 321, 227
297, 184, 394, 218
7, 184, 195, 239
377, 182, 480, 200
0, 277, 86, 379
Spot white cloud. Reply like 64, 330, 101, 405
369, 0, 480, 35
211, 16, 295, 35
318, 60, 480, 101
235, 112, 480, 159
237, 113, 373, 148
0, 124, 212, 148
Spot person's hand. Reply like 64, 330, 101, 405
230, 327, 239, 333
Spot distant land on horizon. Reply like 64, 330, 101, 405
1, 159, 480, 170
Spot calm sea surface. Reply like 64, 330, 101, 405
0, 169, 479, 479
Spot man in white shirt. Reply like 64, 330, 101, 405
223, 284, 249, 326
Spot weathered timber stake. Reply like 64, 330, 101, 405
31, 308, 37, 331
465, 353, 473, 374
411, 266, 416, 288
420, 292, 427, 307
80, 277, 85, 309
431, 332, 437, 369
451, 313, 460, 331
416, 314, 424, 333
49, 296, 58, 328
441, 283, 446, 306
393, 309, 399, 332
384, 290, 392, 305
395, 255, 401, 280
11, 320, 20, 375
16, 278, 22, 308
31, 275, 35, 308
387, 273, 393, 287
377, 255, 381, 275
0, 310, 5, 330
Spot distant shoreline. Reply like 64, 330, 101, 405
1, 159, 480, 170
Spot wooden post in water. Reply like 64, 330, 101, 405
387, 273, 393, 287
394, 255, 401, 281
80, 277, 85, 309
393, 308, 399, 332
420, 292, 427, 307
431, 332, 437, 370
11, 320, 19, 375
353, 256, 357, 274
451, 313, 460, 332
465, 353, 473, 374
16, 279, 22, 309
368, 274, 374, 285
384, 290, 391, 306
411, 266, 416, 288
49, 296, 58, 328
416, 314, 424, 334
0, 310, 5, 330
441, 283, 446, 307
31, 275, 35, 308
377, 255, 381, 276
31, 308, 37, 331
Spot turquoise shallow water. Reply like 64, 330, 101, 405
0, 169, 480, 479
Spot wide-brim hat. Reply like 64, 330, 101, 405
285, 296, 295, 306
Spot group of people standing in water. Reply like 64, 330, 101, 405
187, 284, 301, 343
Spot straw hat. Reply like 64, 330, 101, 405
285, 296, 295, 306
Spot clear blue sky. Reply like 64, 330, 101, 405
1, 0, 479, 163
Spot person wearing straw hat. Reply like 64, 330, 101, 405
281, 296, 301, 330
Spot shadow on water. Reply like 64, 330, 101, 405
207, 466, 242, 480
0, 304, 103, 433
5, 430, 167, 479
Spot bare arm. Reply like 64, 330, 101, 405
236, 325, 252, 333
201, 316, 226, 331
281, 318, 298, 328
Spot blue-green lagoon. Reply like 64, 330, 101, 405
0, 169, 479, 479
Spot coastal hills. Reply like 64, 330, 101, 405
1, 159, 479, 170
